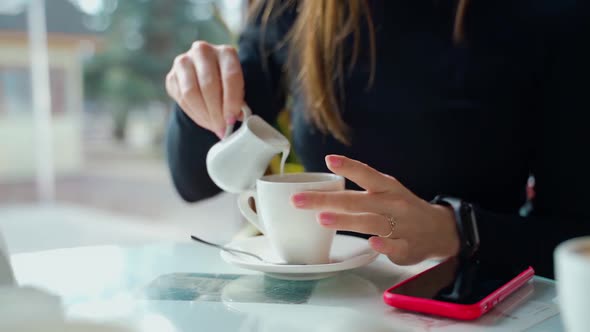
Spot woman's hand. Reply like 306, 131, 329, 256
291, 155, 460, 265
165, 41, 244, 139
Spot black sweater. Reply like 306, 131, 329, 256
166, 0, 590, 278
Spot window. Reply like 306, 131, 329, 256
0, 66, 32, 115
49, 68, 66, 115
0, 66, 67, 115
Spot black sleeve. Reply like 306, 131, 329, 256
470, 4, 590, 278
166, 104, 220, 202
165, 4, 291, 202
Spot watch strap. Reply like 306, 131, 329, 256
431, 195, 480, 259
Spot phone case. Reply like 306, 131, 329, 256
383, 263, 535, 320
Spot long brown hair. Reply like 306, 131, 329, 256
252, 0, 470, 144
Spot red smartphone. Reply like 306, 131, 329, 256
383, 257, 534, 320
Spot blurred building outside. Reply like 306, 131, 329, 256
0, 0, 250, 254
0, 0, 99, 179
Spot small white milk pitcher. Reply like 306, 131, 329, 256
206, 105, 290, 193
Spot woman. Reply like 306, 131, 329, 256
165, 0, 590, 278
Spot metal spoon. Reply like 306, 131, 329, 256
190, 235, 292, 265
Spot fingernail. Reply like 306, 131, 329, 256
226, 116, 236, 125
370, 237, 384, 249
217, 128, 225, 139
318, 213, 335, 225
326, 155, 343, 168
292, 194, 306, 208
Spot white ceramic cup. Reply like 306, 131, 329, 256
554, 236, 590, 332
206, 105, 290, 193
238, 173, 345, 265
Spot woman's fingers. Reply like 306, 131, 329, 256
165, 71, 180, 101
217, 45, 244, 125
298, 155, 461, 265
292, 190, 410, 218
166, 41, 245, 138
368, 237, 415, 265
325, 155, 400, 193
317, 211, 406, 238
172, 55, 211, 130
190, 41, 224, 138
292, 190, 392, 214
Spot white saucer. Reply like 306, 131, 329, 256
220, 234, 379, 280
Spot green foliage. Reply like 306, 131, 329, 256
83, 0, 234, 139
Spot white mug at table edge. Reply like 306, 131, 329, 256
554, 236, 590, 332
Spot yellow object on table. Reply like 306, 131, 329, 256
269, 158, 305, 175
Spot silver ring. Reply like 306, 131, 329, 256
379, 215, 397, 238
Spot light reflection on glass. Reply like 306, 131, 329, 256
67, 292, 136, 321
137, 313, 178, 332
14, 246, 126, 302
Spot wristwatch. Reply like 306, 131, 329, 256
431, 195, 480, 260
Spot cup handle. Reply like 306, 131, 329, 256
238, 190, 265, 234
223, 104, 253, 139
